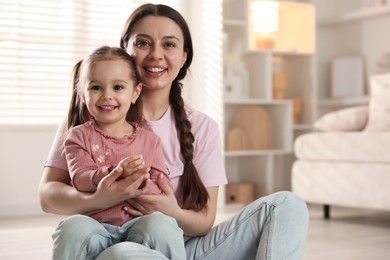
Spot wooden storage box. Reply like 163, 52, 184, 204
225, 183, 256, 205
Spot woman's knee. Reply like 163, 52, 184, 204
268, 191, 309, 228
277, 191, 308, 219
250, 191, 309, 227
260, 191, 307, 209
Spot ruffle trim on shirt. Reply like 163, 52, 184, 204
87, 119, 139, 142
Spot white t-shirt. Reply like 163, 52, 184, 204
45, 105, 227, 203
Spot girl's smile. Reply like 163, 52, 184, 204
82, 59, 141, 136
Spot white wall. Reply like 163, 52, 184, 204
0, 126, 57, 217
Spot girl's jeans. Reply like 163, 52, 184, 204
53, 191, 309, 260
52, 211, 185, 260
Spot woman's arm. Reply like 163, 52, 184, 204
39, 164, 151, 215
39, 166, 99, 215
175, 186, 218, 236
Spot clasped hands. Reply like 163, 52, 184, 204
95, 155, 180, 218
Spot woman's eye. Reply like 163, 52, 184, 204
164, 42, 176, 48
135, 40, 150, 48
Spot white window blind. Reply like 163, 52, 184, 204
0, 0, 182, 126
0, 0, 222, 126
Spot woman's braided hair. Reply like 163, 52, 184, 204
120, 4, 209, 211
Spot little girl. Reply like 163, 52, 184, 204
63, 46, 172, 226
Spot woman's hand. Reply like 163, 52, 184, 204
125, 174, 220, 236
124, 173, 182, 219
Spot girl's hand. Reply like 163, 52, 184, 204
118, 155, 149, 179
92, 164, 151, 209
125, 173, 182, 219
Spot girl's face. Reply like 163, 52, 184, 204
82, 59, 141, 127
126, 16, 187, 92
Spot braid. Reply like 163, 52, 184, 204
170, 81, 209, 211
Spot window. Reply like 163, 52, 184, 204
0, 0, 182, 125
0, 0, 223, 127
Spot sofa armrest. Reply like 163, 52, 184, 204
314, 105, 368, 132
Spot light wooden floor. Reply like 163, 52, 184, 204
1, 205, 390, 259
303, 205, 390, 260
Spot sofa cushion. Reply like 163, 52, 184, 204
292, 160, 390, 210
294, 132, 390, 163
364, 73, 390, 131
314, 106, 368, 132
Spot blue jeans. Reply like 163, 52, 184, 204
95, 191, 309, 260
52, 211, 185, 260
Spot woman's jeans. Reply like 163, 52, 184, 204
53, 191, 309, 260
52, 211, 185, 260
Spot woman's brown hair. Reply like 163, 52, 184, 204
120, 4, 209, 211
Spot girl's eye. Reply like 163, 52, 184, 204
89, 85, 101, 91
114, 85, 124, 91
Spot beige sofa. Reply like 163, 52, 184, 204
292, 74, 390, 218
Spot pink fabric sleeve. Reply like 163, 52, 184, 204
65, 128, 111, 192
145, 136, 172, 194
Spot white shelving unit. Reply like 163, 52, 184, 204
319, 95, 370, 107
315, 0, 390, 115
317, 4, 390, 26
223, 0, 316, 199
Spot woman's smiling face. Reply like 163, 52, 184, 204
126, 15, 187, 92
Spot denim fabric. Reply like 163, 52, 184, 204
53, 191, 308, 260
52, 211, 185, 260
185, 191, 309, 260
96, 242, 169, 260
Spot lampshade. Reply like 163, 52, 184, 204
248, 0, 315, 53
250, 0, 279, 49
250, 1, 279, 33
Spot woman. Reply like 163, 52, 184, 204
39, 3, 309, 259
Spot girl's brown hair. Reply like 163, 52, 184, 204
65, 46, 143, 132
120, 4, 209, 211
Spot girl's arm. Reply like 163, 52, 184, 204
65, 129, 112, 192
39, 117, 150, 215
